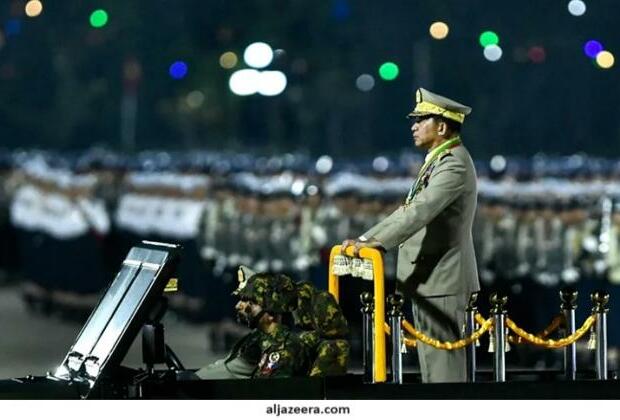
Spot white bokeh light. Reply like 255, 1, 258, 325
490, 155, 507, 172
316, 155, 333, 174
567, 0, 586, 16
356, 74, 375, 92
291, 179, 306, 196
257, 71, 287, 96
229, 69, 260, 96
243, 42, 274, 69
373, 156, 389, 172
483, 45, 503, 62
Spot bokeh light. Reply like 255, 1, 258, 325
315, 155, 333, 174
257, 70, 287, 96
373, 156, 389, 173
219, 52, 238, 69
483, 45, 503, 62
331, 0, 351, 20
596, 51, 615, 69
528, 46, 546, 63
567, 0, 586, 16
584, 40, 603, 58
25, 1, 43, 18
490, 155, 507, 172
479, 31, 499, 47
186, 91, 205, 109
169, 61, 188, 79
355, 74, 375, 92
429, 21, 449, 40
89, 9, 109, 28
378, 62, 399, 80
243, 42, 274, 69
229, 69, 260, 96
5, 19, 21, 36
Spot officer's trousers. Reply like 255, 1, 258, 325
411, 293, 468, 383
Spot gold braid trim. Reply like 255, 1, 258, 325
401, 318, 494, 350
508, 314, 564, 344
404, 337, 417, 348
384, 322, 418, 347
538, 314, 565, 338
505, 315, 596, 348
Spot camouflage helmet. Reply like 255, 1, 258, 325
236, 272, 297, 314
233, 265, 257, 296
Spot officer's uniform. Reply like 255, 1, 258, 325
361, 88, 480, 383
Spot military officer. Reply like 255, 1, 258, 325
342, 88, 480, 383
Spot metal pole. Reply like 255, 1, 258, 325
560, 287, 578, 380
388, 294, 404, 384
361, 292, 374, 383
490, 293, 508, 382
592, 291, 609, 380
465, 292, 478, 383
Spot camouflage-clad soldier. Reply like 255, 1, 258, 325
292, 280, 350, 376
196, 271, 309, 379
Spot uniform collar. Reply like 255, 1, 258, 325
425, 136, 461, 162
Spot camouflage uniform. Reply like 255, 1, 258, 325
292, 280, 350, 376
254, 323, 308, 378
196, 272, 309, 379
240, 273, 309, 377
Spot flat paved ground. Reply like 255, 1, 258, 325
0, 284, 222, 379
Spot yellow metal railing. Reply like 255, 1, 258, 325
328, 245, 387, 383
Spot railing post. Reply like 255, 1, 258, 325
387, 294, 404, 384
560, 287, 578, 380
361, 292, 374, 383
465, 292, 478, 383
490, 293, 507, 382
592, 290, 609, 380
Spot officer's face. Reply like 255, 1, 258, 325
411, 116, 441, 150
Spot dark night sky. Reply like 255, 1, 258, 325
0, 0, 618, 158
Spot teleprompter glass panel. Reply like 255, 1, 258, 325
70, 246, 154, 357
88, 249, 168, 368
71, 264, 139, 357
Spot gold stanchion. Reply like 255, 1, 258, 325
328, 245, 386, 383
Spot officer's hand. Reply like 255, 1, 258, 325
360, 237, 385, 253
340, 239, 357, 255
341, 238, 384, 257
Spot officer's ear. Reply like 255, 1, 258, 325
436, 119, 448, 136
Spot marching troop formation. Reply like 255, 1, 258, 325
1, 150, 620, 352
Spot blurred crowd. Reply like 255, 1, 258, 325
1, 149, 620, 356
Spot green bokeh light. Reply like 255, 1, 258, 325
90, 9, 108, 28
479, 31, 499, 47
378, 62, 399, 81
